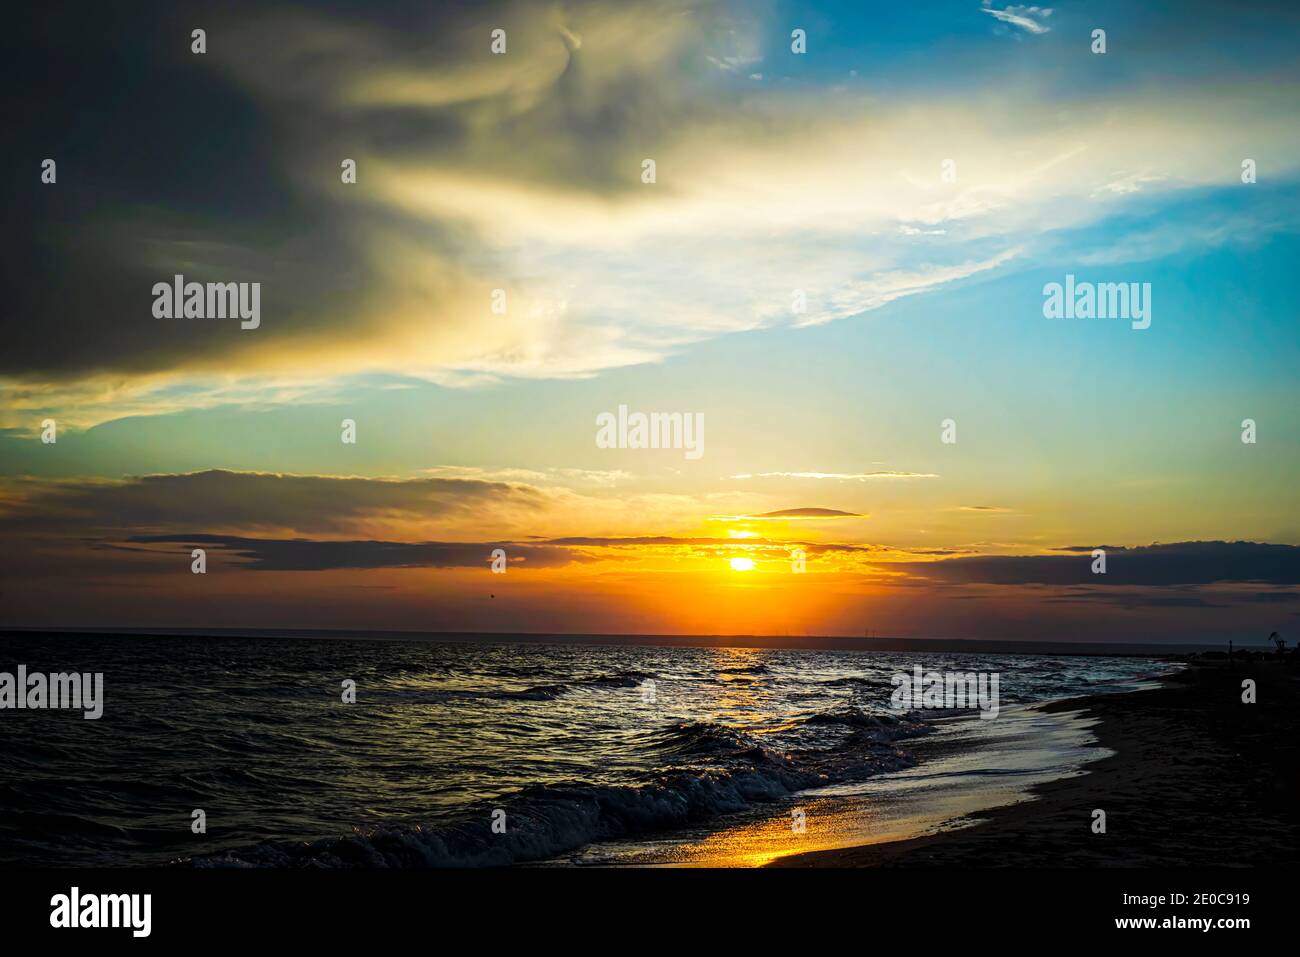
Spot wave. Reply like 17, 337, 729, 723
573, 670, 654, 689
716, 663, 770, 677
818, 675, 879, 688
361, 670, 656, 704
500, 684, 569, 701
186, 714, 926, 869
497, 671, 653, 699
802, 707, 916, 737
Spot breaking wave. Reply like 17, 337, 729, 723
188, 710, 928, 868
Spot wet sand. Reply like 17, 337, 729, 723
770, 662, 1300, 867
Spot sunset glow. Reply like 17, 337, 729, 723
1, 0, 1297, 646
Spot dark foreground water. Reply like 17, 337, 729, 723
0, 633, 1166, 867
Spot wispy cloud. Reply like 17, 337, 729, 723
8, 0, 1297, 425
801, 249, 1021, 327
421, 465, 634, 488
715, 508, 866, 521
729, 471, 939, 481
981, 3, 1053, 35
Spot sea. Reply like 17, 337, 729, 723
0, 633, 1172, 867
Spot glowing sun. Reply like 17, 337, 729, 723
729, 557, 756, 572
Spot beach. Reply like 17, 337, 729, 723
771, 661, 1300, 867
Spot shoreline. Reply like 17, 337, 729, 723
770, 662, 1300, 867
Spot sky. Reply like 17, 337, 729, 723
2, 0, 1299, 643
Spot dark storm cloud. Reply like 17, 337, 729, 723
538, 535, 879, 553
533, 535, 974, 561
2, 0, 720, 381
1241, 590, 1300, 603
0, 469, 545, 535
898, 541, 1300, 587
120, 534, 582, 571
1041, 590, 1227, 610
109, 532, 935, 571
4, 1, 354, 378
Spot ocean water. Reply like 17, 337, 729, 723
0, 634, 1167, 867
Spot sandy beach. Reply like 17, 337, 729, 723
771, 661, 1300, 867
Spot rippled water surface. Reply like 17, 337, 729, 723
0, 633, 1167, 866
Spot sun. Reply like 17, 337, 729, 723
729, 557, 755, 572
